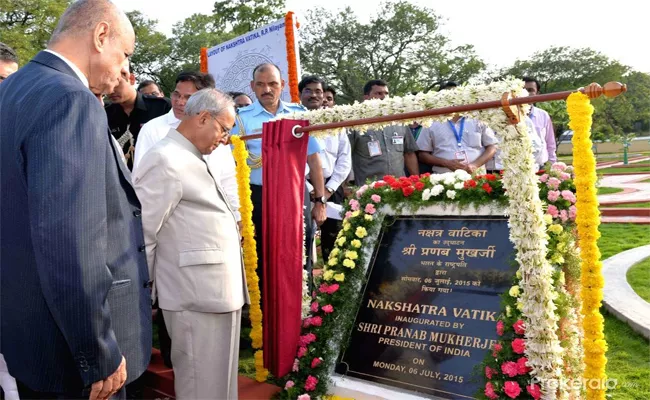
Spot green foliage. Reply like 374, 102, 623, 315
299, 1, 485, 104
0, 0, 71, 63
598, 224, 650, 260
626, 257, 650, 303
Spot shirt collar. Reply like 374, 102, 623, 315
167, 128, 202, 159
44, 49, 89, 89
250, 99, 288, 117
164, 108, 181, 126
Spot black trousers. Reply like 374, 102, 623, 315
319, 182, 345, 263
17, 380, 125, 400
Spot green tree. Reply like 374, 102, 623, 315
126, 11, 171, 87
0, 0, 71, 64
300, 1, 485, 104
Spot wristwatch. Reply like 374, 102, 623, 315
314, 195, 327, 205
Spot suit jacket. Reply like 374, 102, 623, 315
133, 129, 250, 313
0, 51, 152, 392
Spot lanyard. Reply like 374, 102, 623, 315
448, 117, 465, 147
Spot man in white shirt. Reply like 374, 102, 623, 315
300, 76, 352, 261
134, 71, 240, 219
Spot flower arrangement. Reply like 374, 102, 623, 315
568, 92, 607, 400
230, 136, 268, 382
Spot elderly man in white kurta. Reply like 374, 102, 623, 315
134, 89, 249, 400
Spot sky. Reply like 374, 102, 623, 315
113, 0, 649, 73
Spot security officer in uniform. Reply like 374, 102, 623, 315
105, 67, 171, 170
232, 63, 327, 299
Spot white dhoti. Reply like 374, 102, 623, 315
163, 308, 241, 400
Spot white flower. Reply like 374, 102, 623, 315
454, 182, 465, 190
431, 184, 444, 196
443, 177, 457, 186
429, 174, 444, 184
454, 169, 471, 181
446, 190, 456, 199
422, 189, 432, 201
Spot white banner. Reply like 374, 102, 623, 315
206, 16, 301, 103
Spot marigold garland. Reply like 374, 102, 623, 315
231, 135, 269, 382
199, 47, 208, 73
284, 12, 300, 103
567, 92, 607, 400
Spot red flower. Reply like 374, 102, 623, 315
496, 320, 504, 336
297, 346, 308, 358
484, 382, 498, 400
513, 320, 525, 335
485, 366, 496, 379
374, 181, 387, 188
421, 172, 431, 178
305, 375, 319, 391
303, 316, 323, 328
492, 343, 503, 357
409, 175, 420, 183
402, 186, 415, 197
383, 175, 395, 182
319, 283, 339, 295
321, 304, 334, 314
464, 179, 477, 189
400, 180, 412, 188
390, 181, 401, 190
504, 381, 522, 399
482, 182, 493, 194
501, 361, 518, 377
310, 302, 319, 313
516, 357, 531, 375
485, 174, 497, 181
526, 383, 542, 399
511, 338, 526, 354
298, 333, 317, 347
414, 182, 425, 191
311, 357, 322, 368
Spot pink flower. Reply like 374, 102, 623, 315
355, 185, 369, 199
512, 338, 526, 354
547, 204, 559, 218
560, 210, 568, 222
560, 172, 571, 181
305, 376, 318, 392
322, 304, 334, 314
297, 395, 311, 400
311, 357, 322, 368
496, 320, 504, 336
303, 316, 323, 328
547, 190, 560, 202
318, 283, 340, 295
569, 205, 577, 220
371, 194, 382, 203
561, 190, 576, 203
285, 380, 295, 390
292, 358, 300, 372
298, 333, 317, 347
516, 357, 531, 375
484, 382, 498, 400
513, 320, 525, 335
349, 199, 360, 211
492, 343, 503, 357
365, 203, 376, 215
526, 383, 542, 399
504, 381, 522, 399
297, 346, 308, 358
310, 302, 319, 313
547, 177, 561, 189
539, 174, 549, 183
344, 211, 353, 220
485, 366, 496, 379
501, 361, 519, 377
552, 162, 567, 171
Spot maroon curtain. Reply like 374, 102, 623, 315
262, 119, 309, 377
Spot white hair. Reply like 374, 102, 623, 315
185, 88, 235, 117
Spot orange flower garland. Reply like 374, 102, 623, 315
284, 12, 300, 103
200, 47, 208, 73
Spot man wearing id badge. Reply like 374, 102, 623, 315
348, 79, 419, 185
416, 81, 497, 174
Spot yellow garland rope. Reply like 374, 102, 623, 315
231, 135, 269, 382
567, 92, 607, 400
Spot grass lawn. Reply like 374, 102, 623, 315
609, 201, 650, 208
599, 166, 650, 174
627, 257, 650, 303
598, 186, 625, 195
599, 224, 650, 399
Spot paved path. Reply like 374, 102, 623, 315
598, 174, 650, 204
602, 245, 650, 340
596, 156, 650, 169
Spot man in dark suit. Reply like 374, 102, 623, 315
0, 1, 151, 399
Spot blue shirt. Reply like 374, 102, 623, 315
232, 100, 321, 185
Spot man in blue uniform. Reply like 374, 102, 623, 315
232, 63, 326, 295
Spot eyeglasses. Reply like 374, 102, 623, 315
212, 115, 233, 136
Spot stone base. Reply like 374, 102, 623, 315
330, 374, 447, 400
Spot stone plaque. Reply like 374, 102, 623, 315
336, 216, 515, 399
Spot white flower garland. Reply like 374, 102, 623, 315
281, 78, 565, 398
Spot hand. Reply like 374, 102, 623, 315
311, 203, 327, 227
465, 163, 479, 174
89, 356, 126, 400
446, 160, 468, 172
324, 190, 333, 201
